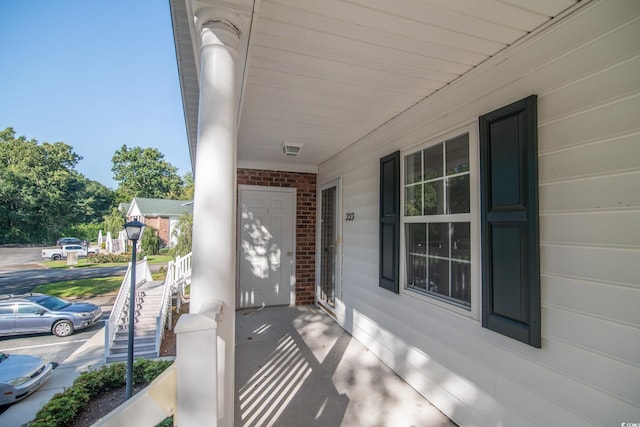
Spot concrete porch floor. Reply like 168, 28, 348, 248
235, 306, 456, 427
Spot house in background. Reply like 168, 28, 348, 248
126, 197, 192, 247
165, 0, 640, 425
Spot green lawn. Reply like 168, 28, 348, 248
33, 268, 168, 299
42, 254, 174, 269
33, 276, 125, 298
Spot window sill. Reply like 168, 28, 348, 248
402, 286, 479, 321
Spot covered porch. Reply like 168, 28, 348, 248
235, 306, 455, 427
143, 0, 639, 426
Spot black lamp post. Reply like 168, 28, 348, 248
123, 219, 145, 400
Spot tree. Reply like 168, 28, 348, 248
0, 128, 86, 243
172, 212, 192, 256
179, 172, 194, 200
102, 207, 125, 236
140, 225, 161, 255
75, 178, 115, 222
111, 145, 184, 202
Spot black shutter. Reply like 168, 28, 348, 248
479, 95, 541, 347
380, 151, 400, 293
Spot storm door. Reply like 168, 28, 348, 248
318, 179, 341, 310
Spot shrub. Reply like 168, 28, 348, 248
29, 359, 173, 427
141, 225, 161, 255
60, 222, 102, 244
172, 212, 192, 257
88, 252, 142, 264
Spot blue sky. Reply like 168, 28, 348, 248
0, 0, 192, 189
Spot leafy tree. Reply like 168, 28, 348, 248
140, 225, 160, 255
61, 222, 102, 244
102, 207, 125, 235
0, 128, 85, 243
111, 145, 184, 202
179, 172, 194, 200
74, 178, 115, 223
172, 212, 192, 256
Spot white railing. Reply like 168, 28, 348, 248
165, 252, 192, 314
104, 257, 152, 361
155, 277, 173, 356
155, 252, 192, 356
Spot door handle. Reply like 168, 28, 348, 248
287, 251, 293, 256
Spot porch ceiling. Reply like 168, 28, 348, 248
171, 0, 581, 173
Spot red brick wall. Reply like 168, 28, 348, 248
140, 216, 170, 247
237, 169, 317, 305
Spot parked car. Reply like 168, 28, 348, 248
56, 237, 83, 246
42, 245, 88, 260
0, 352, 55, 406
0, 294, 102, 337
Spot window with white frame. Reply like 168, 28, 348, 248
403, 133, 471, 308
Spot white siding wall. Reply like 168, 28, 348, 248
318, 1, 640, 425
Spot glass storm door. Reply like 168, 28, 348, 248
319, 184, 338, 309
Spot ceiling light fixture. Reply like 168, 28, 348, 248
282, 142, 303, 157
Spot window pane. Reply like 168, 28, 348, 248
423, 180, 443, 215
428, 257, 449, 296
406, 254, 427, 289
405, 185, 422, 216
424, 144, 443, 179
451, 261, 471, 305
446, 134, 469, 174
405, 151, 422, 184
402, 133, 473, 310
452, 222, 470, 261
406, 223, 426, 255
17, 304, 39, 314
447, 175, 470, 214
428, 222, 449, 258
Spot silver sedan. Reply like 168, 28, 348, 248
0, 352, 55, 405
0, 294, 103, 337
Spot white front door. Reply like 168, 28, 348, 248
238, 186, 295, 308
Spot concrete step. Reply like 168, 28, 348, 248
113, 335, 155, 345
110, 343, 156, 354
107, 280, 168, 360
106, 350, 158, 363
115, 329, 156, 338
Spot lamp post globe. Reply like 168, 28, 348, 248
124, 219, 145, 240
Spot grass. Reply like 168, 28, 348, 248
33, 276, 124, 298
32, 271, 167, 299
42, 254, 174, 269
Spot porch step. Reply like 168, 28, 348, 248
112, 331, 156, 341
110, 341, 156, 354
106, 350, 158, 363
106, 279, 167, 362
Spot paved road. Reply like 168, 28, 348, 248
0, 247, 42, 270
0, 247, 127, 294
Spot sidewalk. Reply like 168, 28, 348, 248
0, 295, 115, 426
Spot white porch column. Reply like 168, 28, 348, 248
176, 17, 240, 427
